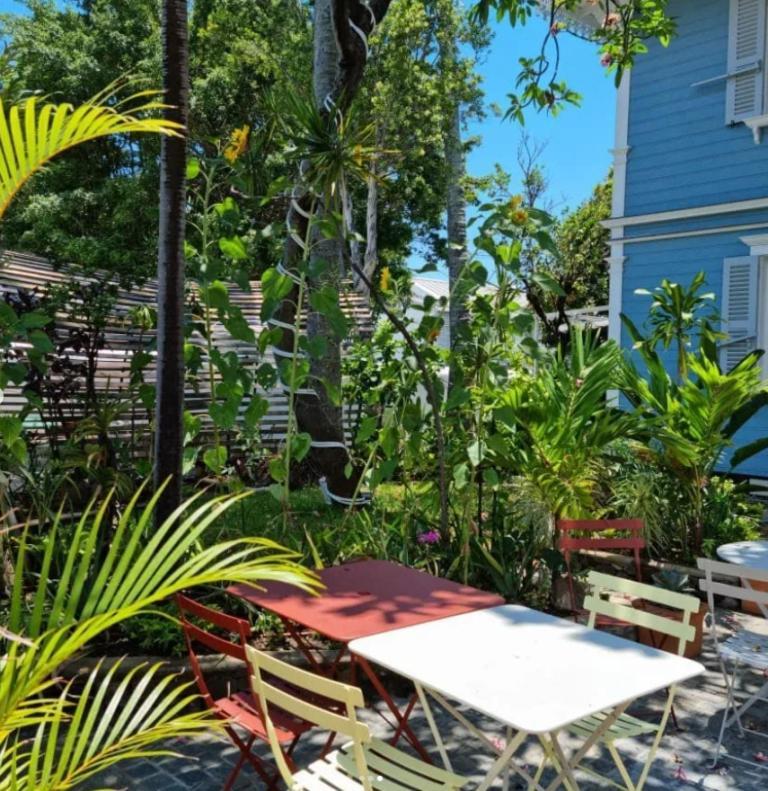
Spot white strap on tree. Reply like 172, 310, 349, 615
281, 386, 317, 396
319, 476, 372, 506
271, 346, 307, 359
349, 18, 370, 58
276, 262, 302, 284
310, 439, 348, 450
290, 192, 312, 220
267, 317, 297, 332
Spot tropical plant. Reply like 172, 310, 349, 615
0, 484, 317, 789
620, 315, 768, 557
492, 327, 640, 519
472, 0, 676, 120
0, 86, 181, 221
628, 272, 722, 379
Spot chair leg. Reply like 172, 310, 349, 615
223, 732, 261, 791
634, 689, 676, 791
713, 659, 741, 767
224, 728, 274, 789
222, 751, 248, 791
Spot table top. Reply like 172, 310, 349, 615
717, 540, 768, 570
228, 559, 504, 643
349, 605, 704, 734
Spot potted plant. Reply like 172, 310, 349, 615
632, 570, 708, 659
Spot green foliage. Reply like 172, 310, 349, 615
355, 0, 490, 272
494, 328, 638, 518
471, 0, 676, 120
620, 277, 768, 557
0, 484, 316, 788
553, 176, 612, 308
0, 0, 311, 284
699, 477, 763, 558
629, 272, 722, 379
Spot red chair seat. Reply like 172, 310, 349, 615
214, 690, 311, 743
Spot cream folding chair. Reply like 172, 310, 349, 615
245, 644, 468, 790
533, 571, 700, 791
698, 557, 768, 769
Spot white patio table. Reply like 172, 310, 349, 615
717, 540, 768, 570
349, 604, 703, 791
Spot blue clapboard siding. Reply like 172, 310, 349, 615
625, 0, 768, 216
621, 231, 768, 477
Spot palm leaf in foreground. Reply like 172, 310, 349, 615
0, 661, 217, 791
0, 484, 319, 751
0, 83, 183, 218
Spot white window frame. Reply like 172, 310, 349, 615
725, 0, 768, 140
740, 236, 768, 376
757, 257, 768, 378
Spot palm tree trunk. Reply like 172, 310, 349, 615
446, 100, 469, 387
154, 0, 189, 526
436, 6, 470, 388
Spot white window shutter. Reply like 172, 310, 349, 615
726, 0, 767, 123
721, 256, 760, 370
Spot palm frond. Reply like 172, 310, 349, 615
0, 661, 219, 791
0, 84, 182, 218
0, 484, 319, 741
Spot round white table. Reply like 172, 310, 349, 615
717, 540, 768, 570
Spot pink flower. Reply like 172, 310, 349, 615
605, 12, 621, 27
417, 530, 441, 545
755, 752, 768, 762
601, 53, 614, 67
490, 736, 507, 752
673, 765, 688, 781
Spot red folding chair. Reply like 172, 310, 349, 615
176, 594, 311, 790
556, 518, 645, 626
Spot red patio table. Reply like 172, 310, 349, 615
228, 558, 504, 760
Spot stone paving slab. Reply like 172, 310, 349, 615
85, 609, 768, 789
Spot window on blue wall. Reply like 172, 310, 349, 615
726, 0, 768, 123
721, 256, 766, 372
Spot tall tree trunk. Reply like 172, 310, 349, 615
355, 125, 380, 295
154, 0, 189, 526
273, 0, 391, 504
446, 100, 469, 386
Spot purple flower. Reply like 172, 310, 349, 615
417, 530, 441, 545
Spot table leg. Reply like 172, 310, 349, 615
502, 726, 512, 791
543, 702, 630, 791
390, 692, 419, 746
420, 687, 547, 791
353, 655, 433, 762
546, 733, 581, 791
415, 682, 454, 772
282, 619, 347, 677
476, 730, 529, 791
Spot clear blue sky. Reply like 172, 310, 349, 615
470, 15, 616, 212
0, 1, 614, 211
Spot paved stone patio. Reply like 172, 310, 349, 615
87, 610, 768, 790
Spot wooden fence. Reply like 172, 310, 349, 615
0, 251, 373, 454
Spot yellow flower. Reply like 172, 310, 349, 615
379, 266, 391, 292
223, 125, 250, 163
511, 208, 529, 225
508, 194, 523, 211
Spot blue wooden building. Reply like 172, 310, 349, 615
597, 0, 768, 477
